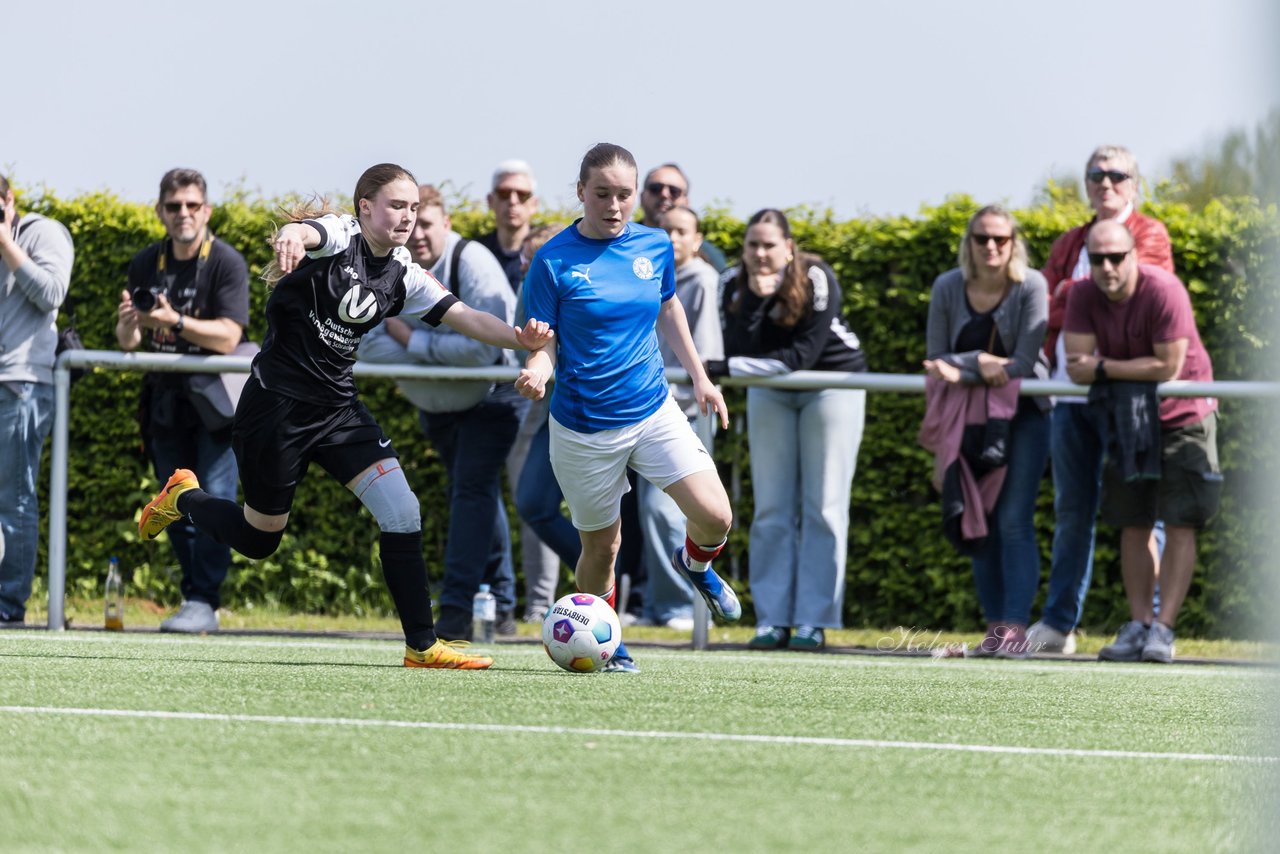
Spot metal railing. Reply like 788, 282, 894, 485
47, 349, 1280, 647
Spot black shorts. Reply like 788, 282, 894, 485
232, 377, 398, 515
1101, 411, 1222, 529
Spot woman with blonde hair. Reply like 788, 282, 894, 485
923, 204, 1050, 657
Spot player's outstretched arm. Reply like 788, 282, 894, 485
440, 301, 553, 352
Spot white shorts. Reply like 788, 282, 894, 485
549, 394, 716, 532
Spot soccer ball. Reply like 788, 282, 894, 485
541, 593, 622, 673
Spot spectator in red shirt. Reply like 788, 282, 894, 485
1028, 145, 1175, 655
1063, 220, 1221, 664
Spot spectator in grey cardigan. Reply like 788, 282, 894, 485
923, 205, 1050, 658
0, 174, 74, 625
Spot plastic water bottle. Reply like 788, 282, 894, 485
472, 583, 496, 643
104, 556, 124, 632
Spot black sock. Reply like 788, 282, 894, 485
178, 490, 281, 559
380, 531, 436, 651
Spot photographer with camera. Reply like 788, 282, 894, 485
115, 168, 249, 633
0, 173, 75, 627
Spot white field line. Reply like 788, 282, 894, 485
0, 705, 1273, 765
0, 633, 1270, 680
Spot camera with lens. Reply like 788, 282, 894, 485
130, 287, 162, 312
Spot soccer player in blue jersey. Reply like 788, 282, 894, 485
136, 163, 552, 670
515, 143, 741, 673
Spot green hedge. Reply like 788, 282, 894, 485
27, 188, 1280, 637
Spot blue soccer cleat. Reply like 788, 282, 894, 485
673, 547, 742, 622
602, 640, 640, 673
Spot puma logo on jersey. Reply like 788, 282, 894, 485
569, 268, 592, 285
338, 284, 378, 324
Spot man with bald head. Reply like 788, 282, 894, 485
1028, 145, 1174, 655
1063, 220, 1220, 664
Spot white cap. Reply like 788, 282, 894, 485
491, 159, 536, 193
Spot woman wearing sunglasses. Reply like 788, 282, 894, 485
922, 205, 1050, 658
710, 208, 869, 652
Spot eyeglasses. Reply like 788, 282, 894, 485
645, 182, 686, 198
970, 233, 1012, 247
493, 188, 533, 203
163, 200, 205, 213
1088, 249, 1131, 266
1086, 169, 1131, 185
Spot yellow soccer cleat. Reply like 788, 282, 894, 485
139, 469, 200, 541
403, 639, 494, 670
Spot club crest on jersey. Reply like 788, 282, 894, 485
338, 284, 378, 324
632, 257, 655, 281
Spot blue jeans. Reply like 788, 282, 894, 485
747, 387, 866, 629
1043, 403, 1104, 632
423, 385, 528, 614
1043, 403, 1166, 631
971, 405, 1051, 626
0, 382, 55, 620
516, 416, 582, 568
150, 422, 238, 609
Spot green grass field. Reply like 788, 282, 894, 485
1, 631, 1275, 853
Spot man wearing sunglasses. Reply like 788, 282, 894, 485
478, 160, 539, 293
1062, 220, 1219, 664
115, 168, 250, 633
640, 163, 726, 272
0, 174, 74, 627
1027, 146, 1174, 656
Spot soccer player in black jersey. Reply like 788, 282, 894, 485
137, 163, 552, 669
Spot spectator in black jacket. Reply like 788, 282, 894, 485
708, 209, 867, 651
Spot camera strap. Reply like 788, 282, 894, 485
155, 232, 214, 290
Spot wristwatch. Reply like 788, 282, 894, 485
1094, 359, 1107, 382
172, 314, 185, 334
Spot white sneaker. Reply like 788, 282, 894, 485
160, 601, 219, 634
1026, 621, 1077, 655
662, 615, 695, 631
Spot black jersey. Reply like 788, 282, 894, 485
253, 214, 458, 403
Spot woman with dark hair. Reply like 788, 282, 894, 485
137, 163, 552, 669
922, 204, 1050, 658
709, 209, 868, 652
516, 142, 740, 673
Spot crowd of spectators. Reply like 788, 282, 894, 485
0, 143, 1223, 663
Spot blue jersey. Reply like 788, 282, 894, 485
523, 221, 676, 432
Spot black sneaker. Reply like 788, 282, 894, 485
495, 610, 518, 637
435, 606, 472, 642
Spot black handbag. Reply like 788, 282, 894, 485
55, 298, 86, 382
187, 341, 260, 431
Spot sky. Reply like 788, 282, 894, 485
5, 0, 1277, 219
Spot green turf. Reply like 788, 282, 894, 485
1, 632, 1275, 853
36, 596, 1280, 661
